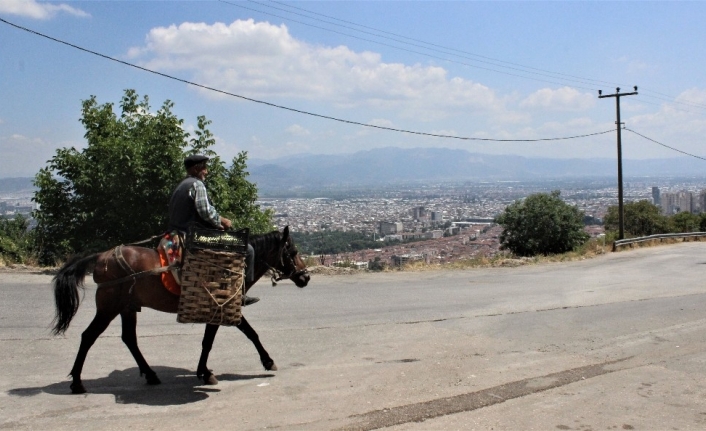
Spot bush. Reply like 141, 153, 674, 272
495, 190, 589, 257
604, 200, 669, 237
0, 215, 35, 264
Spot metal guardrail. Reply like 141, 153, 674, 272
612, 232, 706, 251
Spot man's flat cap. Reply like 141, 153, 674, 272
184, 154, 209, 169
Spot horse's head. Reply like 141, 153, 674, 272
274, 226, 310, 288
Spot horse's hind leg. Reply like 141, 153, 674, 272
68, 310, 119, 394
120, 310, 161, 385
237, 316, 277, 371
197, 324, 220, 385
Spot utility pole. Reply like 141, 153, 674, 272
599, 86, 638, 240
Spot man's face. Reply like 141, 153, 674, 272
189, 163, 208, 181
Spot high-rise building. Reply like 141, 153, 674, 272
652, 187, 661, 206
661, 191, 694, 215
379, 221, 403, 235
699, 190, 706, 213
411, 206, 426, 220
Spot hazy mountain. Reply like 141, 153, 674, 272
2, 148, 702, 195
248, 147, 705, 192
0, 177, 35, 194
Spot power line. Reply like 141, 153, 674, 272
624, 128, 706, 161
0, 17, 615, 143
233, 0, 706, 113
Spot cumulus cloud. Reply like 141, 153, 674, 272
126, 19, 503, 120
520, 87, 595, 111
0, 0, 89, 19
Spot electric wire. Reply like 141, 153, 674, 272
234, 0, 706, 113
2, 17, 704, 161
0, 17, 615, 143
624, 128, 706, 161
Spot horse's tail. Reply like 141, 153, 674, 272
52, 253, 99, 335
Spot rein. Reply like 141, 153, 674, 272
264, 244, 307, 286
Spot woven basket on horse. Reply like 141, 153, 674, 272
177, 227, 248, 326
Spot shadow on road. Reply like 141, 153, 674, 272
6, 366, 274, 406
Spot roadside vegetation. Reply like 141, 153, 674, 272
1, 90, 271, 267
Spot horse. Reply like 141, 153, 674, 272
52, 226, 310, 394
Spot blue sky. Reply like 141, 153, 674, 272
1, 1, 705, 178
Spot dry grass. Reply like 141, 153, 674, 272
613, 235, 706, 252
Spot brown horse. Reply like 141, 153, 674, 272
52, 226, 310, 394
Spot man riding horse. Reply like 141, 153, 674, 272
168, 154, 259, 306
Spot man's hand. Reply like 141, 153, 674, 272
220, 217, 232, 230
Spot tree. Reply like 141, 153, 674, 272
669, 211, 701, 233
182, 116, 273, 233
495, 190, 589, 256
700, 213, 706, 232
0, 215, 34, 264
32, 90, 271, 264
603, 200, 669, 237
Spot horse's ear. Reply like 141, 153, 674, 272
282, 226, 290, 244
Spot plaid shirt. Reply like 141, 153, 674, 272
190, 179, 220, 228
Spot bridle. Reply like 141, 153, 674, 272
266, 241, 309, 286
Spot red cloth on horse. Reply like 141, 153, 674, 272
158, 245, 181, 295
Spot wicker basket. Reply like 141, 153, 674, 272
177, 248, 245, 326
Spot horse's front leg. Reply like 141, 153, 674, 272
237, 316, 277, 371
197, 324, 220, 385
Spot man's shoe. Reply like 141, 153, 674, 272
243, 295, 260, 306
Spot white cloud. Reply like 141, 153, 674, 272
286, 124, 310, 136
127, 19, 503, 120
520, 87, 595, 111
0, 0, 89, 19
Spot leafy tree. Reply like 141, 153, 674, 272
603, 200, 669, 237
182, 116, 273, 233
495, 190, 589, 256
700, 214, 706, 232
669, 211, 701, 233
0, 215, 34, 264
32, 90, 271, 264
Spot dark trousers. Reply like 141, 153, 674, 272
245, 243, 254, 284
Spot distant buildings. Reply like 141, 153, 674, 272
654, 187, 706, 215
379, 221, 403, 235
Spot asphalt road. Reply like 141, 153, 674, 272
1, 243, 706, 430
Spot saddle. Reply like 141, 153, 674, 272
157, 232, 183, 295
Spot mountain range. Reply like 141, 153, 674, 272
247, 147, 705, 193
2, 147, 703, 195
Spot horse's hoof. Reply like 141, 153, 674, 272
264, 361, 277, 371
70, 382, 87, 394
204, 374, 218, 385
145, 373, 161, 385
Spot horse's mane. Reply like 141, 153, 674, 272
250, 230, 283, 261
